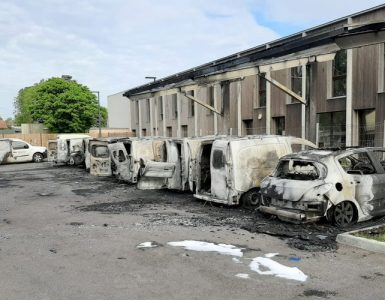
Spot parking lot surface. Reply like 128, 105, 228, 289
1, 162, 385, 299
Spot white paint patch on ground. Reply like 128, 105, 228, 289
249, 257, 307, 282
168, 240, 243, 257
235, 273, 249, 279
265, 253, 279, 258
137, 242, 158, 248
232, 257, 242, 263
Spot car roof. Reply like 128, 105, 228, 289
282, 147, 385, 160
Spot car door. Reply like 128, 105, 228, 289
90, 141, 111, 176
210, 140, 229, 201
338, 151, 382, 217
109, 142, 132, 182
11, 141, 31, 162
366, 149, 385, 216
47, 140, 57, 162
0, 140, 11, 164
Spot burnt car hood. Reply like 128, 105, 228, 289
260, 176, 327, 202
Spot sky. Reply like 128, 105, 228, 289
1, 0, 385, 119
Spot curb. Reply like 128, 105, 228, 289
336, 224, 385, 254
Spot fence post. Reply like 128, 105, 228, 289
316, 123, 319, 147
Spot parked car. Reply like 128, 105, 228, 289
193, 135, 316, 206
54, 134, 91, 165
0, 138, 47, 164
259, 147, 385, 226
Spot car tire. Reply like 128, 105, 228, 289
33, 152, 44, 163
242, 188, 262, 207
332, 201, 357, 227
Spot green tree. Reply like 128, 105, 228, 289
15, 77, 107, 133
14, 85, 38, 124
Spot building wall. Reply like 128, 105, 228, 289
107, 92, 131, 129
116, 8, 385, 146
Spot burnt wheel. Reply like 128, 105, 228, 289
32, 152, 44, 163
332, 201, 356, 227
242, 188, 262, 207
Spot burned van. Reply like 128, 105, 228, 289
55, 134, 91, 165
194, 135, 316, 206
138, 136, 219, 190
109, 137, 168, 184
259, 148, 385, 226
47, 140, 57, 162
87, 137, 122, 176
0, 139, 12, 164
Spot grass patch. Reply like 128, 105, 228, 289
353, 226, 385, 242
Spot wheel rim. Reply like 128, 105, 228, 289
334, 202, 354, 226
34, 154, 43, 162
247, 190, 261, 206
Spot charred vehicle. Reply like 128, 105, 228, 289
259, 148, 385, 226
47, 140, 57, 163
54, 134, 91, 165
0, 138, 47, 164
87, 137, 122, 176
193, 136, 316, 206
109, 137, 170, 185
137, 136, 220, 191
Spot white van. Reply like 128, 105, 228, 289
0, 138, 47, 164
109, 137, 170, 184
138, 136, 222, 191
55, 134, 91, 165
87, 137, 123, 176
47, 140, 57, 162
193, 135, 316, 206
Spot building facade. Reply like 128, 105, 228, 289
115, 5, 385, 147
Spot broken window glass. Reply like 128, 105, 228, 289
212, 150, 225, 169
338, 152, 375, 175
91, 145, 109, 158
332, 50, 347, 97
275, 159, 323, 180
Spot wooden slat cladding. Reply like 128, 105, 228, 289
285, 103, 302, 138
271, 69, 289, 117
241, 75, 255, 120
375, 93, 385, 146
352, 45, 378, 110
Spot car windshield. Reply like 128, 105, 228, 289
91, 145, 109, 158
274, 159, 324, 180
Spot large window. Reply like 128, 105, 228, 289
317, 111, 346, 148
291, 66, 302, 102
207, 86, 214, 115
358, 109, 375, 147
187, 90, 195, 117
172, 94, 177, 119
274, 117, 285, 135
258, 74, 266, 107
146, 99, 150, 123
332, 50, 347, 97
158, 96, 163, 121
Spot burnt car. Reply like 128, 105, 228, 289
259, 148, 385, 226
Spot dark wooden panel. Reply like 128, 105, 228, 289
253, 107, 266, 134
313, 62, 329, 113
375, 93, 385, 146
286, 103, 302, 138
241, 76, 255, 120
352, 45, 378, 110
271, 69, 288, 117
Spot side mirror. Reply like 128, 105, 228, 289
24, 144, 29, 149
